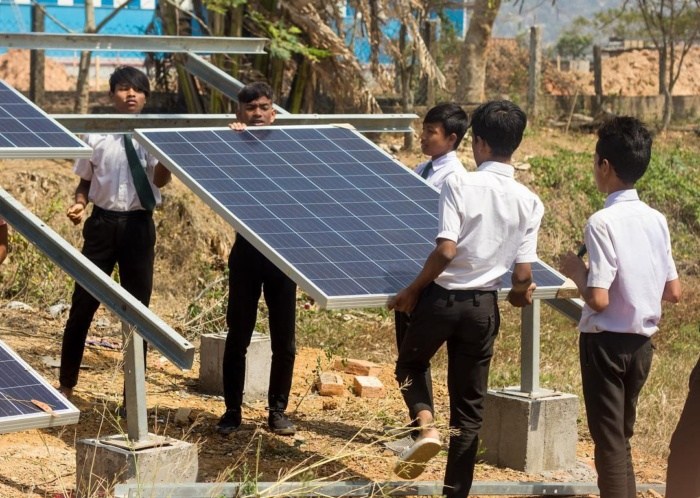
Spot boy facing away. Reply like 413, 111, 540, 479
389, 100, 544, 498
394, 102, 468, 437
560, 116, 681, 498
217, 81, 298, 437
59, 66, 171, 400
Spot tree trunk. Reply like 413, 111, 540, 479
74, 0, 95, 114
455, 0, 501, 104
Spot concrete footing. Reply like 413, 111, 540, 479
198, 331, 271, 402
480, 388, 578, 473
75, 434, 198, 496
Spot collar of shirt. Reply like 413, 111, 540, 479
428, 150, 459, 172
476, 160, 515, 177
604, 188, 639, 208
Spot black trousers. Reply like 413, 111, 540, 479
580, 332, 653, 498
395, 283, 499, 498
665, 354, 700, 498
223, 236, 296, 412
395, 310, 433, 422
60, 207, 154, 389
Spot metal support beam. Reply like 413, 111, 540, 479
520, 299, 541, 394
544, 297, 583, 323
0, 32, 267, 54
52, 113, 418, 134
123, 322, 148, 442
0, 188, 194, 370
182, 53, 288, 113
114, 480, 667, 498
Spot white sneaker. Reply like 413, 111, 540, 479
393, 436, 441, 479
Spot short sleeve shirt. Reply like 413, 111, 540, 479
579, 189, 678, 336
415, 151, 464, 192
73, 134, 161, 211
435, 161, 544, 290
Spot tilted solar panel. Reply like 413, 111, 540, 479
136, 125, 570, 308
0, 79, 91, 159
0, 340, 79, 433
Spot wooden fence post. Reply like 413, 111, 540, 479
593, 45, 603, 113
527, 26, 542, 122
29, 5, 45, 106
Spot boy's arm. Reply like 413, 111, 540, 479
388, 238, 456, 313
0, 223, 7, 265
560, 251, 609, 311
67, 179, 91, 225
662, 278, 681, 303
507, 262, 536, 307
153, 162, 172, 188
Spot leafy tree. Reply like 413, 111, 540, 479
555, 30, 593, 59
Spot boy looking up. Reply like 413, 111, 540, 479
217, 82, 298, 437
394, 103, 468, 437
59, 66, 171, 400
389, 100, 544, 497
560, 116, 681, 498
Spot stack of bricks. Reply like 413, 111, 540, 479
314, 358, 386, 398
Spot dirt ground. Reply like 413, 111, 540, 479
0, 148, 669, 498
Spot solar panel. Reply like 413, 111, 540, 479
0, 79, 92, 159
0, 339, 79, 433
136, 125, 572, 308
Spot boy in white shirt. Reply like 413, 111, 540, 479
390, 100, 544, 497
59, 66, 171, 401
560, 116, 681, 498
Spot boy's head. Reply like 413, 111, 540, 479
595, 116, 652, 185
469, 100, 527, 161
237, 81, 276, 126
420, 103, 468, 159
108, 66, 150, 114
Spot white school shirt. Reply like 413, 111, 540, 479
579, 189, 678, 337
435, 161, 544, 290
415, 150, 463, 191
73, 134, 162, 212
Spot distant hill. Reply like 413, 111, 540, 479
494, 0, 622, 44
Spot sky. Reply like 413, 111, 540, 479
493, 0, 623, 44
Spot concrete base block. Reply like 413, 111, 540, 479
198, 331, 271, 402
480, 389, 578, 473
76, 434, 198, 496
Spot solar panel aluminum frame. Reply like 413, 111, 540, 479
0, 80, 92, 159
0, 340, 80, 433
0, 188, 195, 369
135, 125, 571, 309
135, 125, 420, 309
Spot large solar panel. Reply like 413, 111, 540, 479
136, 125, 572, 308
0, 79, 92, 159
0, 340, 79, 433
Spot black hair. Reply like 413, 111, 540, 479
469, 100, 527, 157
423, 102, 469, 149
595, 116, 652, 184
109, 66, 150, 97
238, 81, 274, 104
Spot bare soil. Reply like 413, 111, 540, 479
0, 147, 669, 498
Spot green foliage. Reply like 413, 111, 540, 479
555, 31, 593, 59
248, 11, 330, 62
203, 0, 247, 16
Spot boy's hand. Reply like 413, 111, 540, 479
507, 283, 536, 307
388, 287, 420, 313
229, 122, 247, 132
559, 251, 587, 281
67, 203, 85, 225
